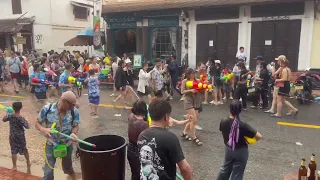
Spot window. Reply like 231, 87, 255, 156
12, 0, 22, 14
151, 28, 177, 60
74, 6, 88, 20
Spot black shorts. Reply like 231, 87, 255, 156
116, 86, 126, 91
278, 81, 290, 96
215, 80, 223, 88
138, 86, 151, 96
34, 91, 47, 100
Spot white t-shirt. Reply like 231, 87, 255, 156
112, 62, 118, 77
28, 66, 34, 77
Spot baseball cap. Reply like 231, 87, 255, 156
125, 58, 132, 64
254, 56, 263, 60
275, 55, 286, 61
214, 60, 221, 64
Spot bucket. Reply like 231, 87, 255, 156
77, 135, 127, 180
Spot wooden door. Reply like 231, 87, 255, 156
196, 23, 238, 67
196, 24, 217, 65
250, 20, 301, 71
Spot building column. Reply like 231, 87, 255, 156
142, 19, 149, 61
298, 1, 314, 70
238, 6, 251, 68
188, 10, 196, 68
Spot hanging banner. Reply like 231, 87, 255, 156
93, 16, 102, 50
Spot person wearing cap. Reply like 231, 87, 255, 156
181, 67, 203, 146
124, 58, 136, 103
58, 63, 74, 94
89, 57, 101, 74
35, 91, 80, 180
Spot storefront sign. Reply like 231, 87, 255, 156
148, 17, 179, 27
133, 55, 143, 68
16, 37, 26, 44
261, 16, 290, 21
93, 16, 102, 50
104, 16, 138, 29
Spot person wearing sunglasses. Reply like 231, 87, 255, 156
35, 91, 80, 180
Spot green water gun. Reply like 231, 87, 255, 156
50, 123, 96, 148
0, 104, 14, 114
176, 173, 184, 180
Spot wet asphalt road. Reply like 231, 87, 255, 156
1, 87, 320, 180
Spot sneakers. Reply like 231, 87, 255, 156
169, 96, 173, 100
195, 125, 203, 130
218, 101, 224, 105
210, 101, 218, 105
110, 94, 115, 97
229, 97, 233, 100
114, 114, 121, 117
203, 101, 208, 105
222, 97, 226, 100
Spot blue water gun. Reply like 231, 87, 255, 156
0, 104, 14, 114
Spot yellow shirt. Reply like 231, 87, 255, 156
103, 57, 110, 65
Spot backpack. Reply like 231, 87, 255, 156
45, 103, 75, 126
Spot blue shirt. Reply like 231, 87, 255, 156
7, 57, 21, 73
88, 76, 99, 97
37, 103, 80, 146
59, 71, 70, 93
31, 72, 47, 92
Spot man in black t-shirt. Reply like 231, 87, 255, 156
138, 99, 192, 180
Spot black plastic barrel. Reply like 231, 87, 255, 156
77, 135, 127, 180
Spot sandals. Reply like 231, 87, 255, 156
286, 110, 299, 116
264, 110, 274, 113
193, 138, 203, 146
270, 114, 281, 118
181, 133, 192, 141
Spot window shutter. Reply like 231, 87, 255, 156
12, 0, 22, 14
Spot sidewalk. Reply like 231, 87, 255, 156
0, 156, 68, 180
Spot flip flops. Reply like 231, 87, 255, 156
270, 114, 281, 118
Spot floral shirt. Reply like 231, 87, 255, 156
59, 71, 70, 93
152, 68, 163, 91
37, 103, 80, 146
88, 76, 99, 97
31, 72, 47, 92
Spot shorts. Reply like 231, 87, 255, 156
138, 86, 151, 96
184, 95, 201, 111
20, 74, 29, 81
215, 80, 223, 88
278, 81, 290, 96
10, 72, 20, 79
116, 86, 126, 91
34, 91, 47, 100
223, 83, 232, 93
89, 95, 100, 105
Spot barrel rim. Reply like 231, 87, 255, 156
77, 135, 127, 153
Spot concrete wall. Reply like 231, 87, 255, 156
310, 5, 320, 68
0, 0, 99, 53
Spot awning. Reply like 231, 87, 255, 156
102, 0, 305, 14
0, 16, 35, 33
77, 28, 105, 36
71, 0, 94, 8
64, 35, 105, 46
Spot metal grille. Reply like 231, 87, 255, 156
151, 28, 176, 60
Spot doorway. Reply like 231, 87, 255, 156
249, 20, 301, 71
196, 23, 239, 66
114, 29, 136, 56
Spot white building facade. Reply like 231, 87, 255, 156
0, 0, 102, 53
186, 1, 314, 71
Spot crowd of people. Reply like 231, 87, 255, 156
0, 45, 300, 180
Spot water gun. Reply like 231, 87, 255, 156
244, 136, 257, 144
32, 78, 57, 86
220, 73, 234, 82
146, 105, 151, 126
186, 80, 213, 92
246, 75, 252, 87
98, 73, 106, 79
199, 74, 208, 81
0, 104, 14, 114
50, 122, 96, 148
315, 97, 320, 104
68, 76, 85, 88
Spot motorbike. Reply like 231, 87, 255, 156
295, 73, 313, 105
